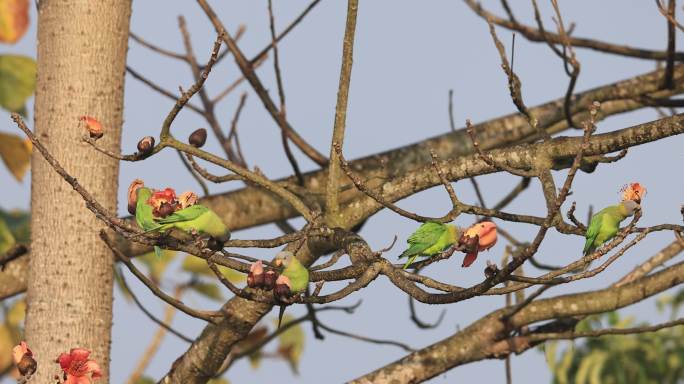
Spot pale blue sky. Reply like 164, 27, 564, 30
2, 1, 683, 383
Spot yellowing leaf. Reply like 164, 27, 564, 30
248, 351, 262, 369
272, 314, 305, 375
0, 0, 29, 44
189, 281, 223, 301
0, 325, 14, 372
181, 255, 245, 284
0, 132, 31, 181
0, 208, 29, 243
0, 55, 36, 115
0, 216, 15, 254
138, 249, 176, 283
6, 298, 25, 326
207, 378, 230, 384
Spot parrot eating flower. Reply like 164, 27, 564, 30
458, 221, 497, 267
583, 200, 639, 256
127, 179, 230, 256
398, 222, 460, 269
273, 251, 310, 328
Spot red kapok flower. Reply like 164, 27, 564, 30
620, 182, 646, 204
57, 348, 102, 384
147, 188, 178, 217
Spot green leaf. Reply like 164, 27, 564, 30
0, 208, 29, 243
181, 255, 245, 284
189, 281, 223, 301
133, 377, 155, 384
0, 215, 15, 255
114, 269, 134, 303
0, 132, 31, 181
138, 249, 176, 283
0, 55, 36, 114
272, 314, 305, 375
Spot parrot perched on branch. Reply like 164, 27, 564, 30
156, 204, 231, 248
128, 180, 230, 255
398, 222, 460, 269
583, 200, 639, 256
273, 251, 310, 328
274, 251, 309, 294
133, 185, 164, 257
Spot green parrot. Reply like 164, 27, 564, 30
156, 204, 231, 248
274, 251, 309, 328
135, 187, 163, 257
398, 222, 460, 269
583, 200, 639, 255
274, 251, 310, 294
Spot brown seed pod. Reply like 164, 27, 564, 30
263, 270, 277, 291
137, 136, 155, 155
189, 128, 207, 148
17, 355, 37, 377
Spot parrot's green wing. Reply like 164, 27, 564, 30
400, 222, 446, 258
406, 222, 446, 245
156, 204, 209, 224
399, 222, 447, 269
583, 213, 602, 255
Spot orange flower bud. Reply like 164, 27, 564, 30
80, 116, 103, 139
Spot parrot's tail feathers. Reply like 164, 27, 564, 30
277, 305, 286, 329
461, 252, 478, 268
402, 255, 418, 270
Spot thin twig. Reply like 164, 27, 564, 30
177, 150, 210, 196
317, 321, 415, 352
130, 32, 187, 61
126, 285, 185, 384
197, 0, 328, 166
465, 0, 684, 60
408, 295, 446, 329
103, 232, 223, 323
126, 66, 203, 115
116, 268, 193, 343
664, 0, 677, 88
523, 317, 684, 342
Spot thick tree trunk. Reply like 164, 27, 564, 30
24, 1, 131, 382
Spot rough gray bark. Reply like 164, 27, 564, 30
24, 1, 131, 382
